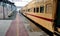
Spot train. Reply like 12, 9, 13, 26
0, 0, 17, 19
20, 0, 60, 36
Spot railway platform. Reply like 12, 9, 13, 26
0, 13, 49, 36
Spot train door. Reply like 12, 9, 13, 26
54, 0, 60, 35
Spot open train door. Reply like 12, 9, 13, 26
54, 0, 60, 36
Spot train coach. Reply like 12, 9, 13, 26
0, 0, 17, 19
20, 0, 60, 36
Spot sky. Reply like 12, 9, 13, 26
9, 0, 32, 11
9, 0, 32, 7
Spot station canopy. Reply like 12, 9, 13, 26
0, 0, 14, 4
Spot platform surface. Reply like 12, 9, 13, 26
0, 13, 49, 36
5, 13, 28, 36
0, 20, 12, 36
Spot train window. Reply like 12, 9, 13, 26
40, 6, 44, 13
26, 10, 27, 12
28, 9, 30, 12
46, 4, 52, 13
34, 8, 35, 12
28, 9, 29, 12
36, 7, 39, 13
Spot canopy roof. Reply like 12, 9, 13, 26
0, 0, 14, 4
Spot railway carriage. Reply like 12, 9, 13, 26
20, 0, 60, 36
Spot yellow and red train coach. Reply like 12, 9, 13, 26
20, 0, 60, 36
